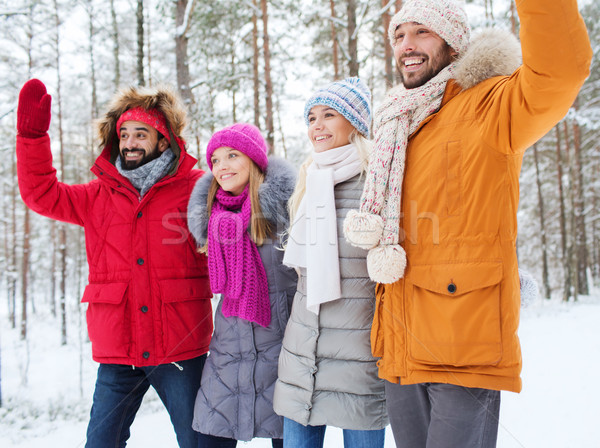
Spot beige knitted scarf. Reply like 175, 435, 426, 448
344, 64, 455, 284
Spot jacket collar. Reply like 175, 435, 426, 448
187, 157, 296, 246
409, 28, 523, 137
454, 28, 522, 90
91, 143, 197, 193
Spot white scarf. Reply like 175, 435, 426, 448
284, 143, 362, 314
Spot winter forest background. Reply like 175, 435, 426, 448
0, 0, 599, 445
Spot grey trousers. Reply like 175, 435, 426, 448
385, 381, 501, 448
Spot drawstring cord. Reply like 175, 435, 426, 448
172, 362, 183, 371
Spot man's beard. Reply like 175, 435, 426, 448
120, 145, 161, 170
397, 44, 455, 89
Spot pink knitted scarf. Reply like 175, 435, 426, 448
207, 186, 271, 327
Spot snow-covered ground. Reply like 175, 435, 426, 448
1, 295, 599, 447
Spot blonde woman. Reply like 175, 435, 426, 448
273, 78, 387, 448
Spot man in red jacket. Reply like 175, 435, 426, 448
16, 79, 213, 448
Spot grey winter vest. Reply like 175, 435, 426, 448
273, 175, 388, 430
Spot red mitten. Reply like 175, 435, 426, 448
17, 79, 52, 138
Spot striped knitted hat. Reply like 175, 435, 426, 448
389, 0, 471, 56
304, 77, 372, 138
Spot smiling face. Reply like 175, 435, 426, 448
307, 105, 356, 153
118, 120, 169, 170
210, 146, 252, 196
393, 21, 457, 89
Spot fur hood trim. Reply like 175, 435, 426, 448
187, 157, 297, 246
96, 84, 189, 163
454, 28, 522, 90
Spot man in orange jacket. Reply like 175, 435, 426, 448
344, 0, 592, 446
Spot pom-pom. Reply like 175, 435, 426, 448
343, 210, 384, 249
366, 244, 407, 284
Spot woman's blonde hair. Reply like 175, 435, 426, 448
287, 131, 372, 226
200, 161, 271, 253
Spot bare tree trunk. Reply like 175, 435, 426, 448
50, 221, 57, 316
136, 0, 145, 86
532, 144, 551, 299
572, 101, 589, 295
110, 0, 120, 89
555, 126, 571, 302
146, 4, 153, 86
593, 160, 600, 280
9, 194, 16, 332
195, 135, 201, 166
510, 0, 517, 35
0, 341, 2, 406
19, 0, 37, 341
330, 0, 340, 80
484, 0, 494, 20
382, 0, 394, 87
87, 0, 98, 120
261, 0, 274, 152
276, 96, 287, 158
59, 225, 67, 345
87, 0, 98, 169
175, 0, 195, 107
4, 169, 16, 328
54, 0, 68, 344
20, 209, 30, 341
564, 121, 578, 302
347, 0, 359, 76
252, 0, 260, 127
231, 52, 237, 122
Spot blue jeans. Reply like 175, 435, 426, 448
283, 417, 385, 448
196, 433, 283, 447
385, 381, 501, 448
85, 355, 206, 448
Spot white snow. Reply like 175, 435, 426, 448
1, 295, 599, 447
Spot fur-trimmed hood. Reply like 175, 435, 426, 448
187, 157, 297, 246
96, 84, 189, 165
454, 28, 522, 90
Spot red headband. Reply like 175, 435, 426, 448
116, 106, 170, 142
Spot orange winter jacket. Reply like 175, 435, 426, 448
373, 0, 592, 392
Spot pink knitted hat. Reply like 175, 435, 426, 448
116, 106, 171, 142
206, 123, 269, 171
389, 0, 471, 55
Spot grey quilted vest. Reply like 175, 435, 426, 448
273, 174, 388, 430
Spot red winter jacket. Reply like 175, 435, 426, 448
17, 135, 213, 367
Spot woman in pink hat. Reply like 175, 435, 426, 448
187, 123, 297, 447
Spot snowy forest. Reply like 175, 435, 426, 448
0, 0, 599, 444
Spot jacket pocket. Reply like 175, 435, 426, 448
272, 289, 294, 335
159, 278, 213, 357
370, 283, 385, 358
82, 282, 130, 358
445, 140, 462, 216
408, 261, 502, 367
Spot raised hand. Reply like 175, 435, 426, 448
17, 79, 52, 138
